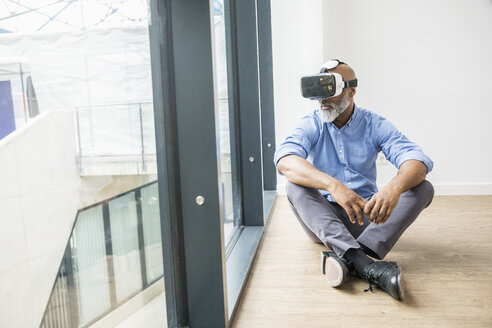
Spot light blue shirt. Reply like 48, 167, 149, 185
274, 105, 433, 201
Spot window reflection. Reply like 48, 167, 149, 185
1, 1, 166, 327
213, 0, 239, 246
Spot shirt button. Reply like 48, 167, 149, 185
344, 166, 348, 170
339, 149, 343, 153
348, 182, 352, 185
338, 132, 341, 135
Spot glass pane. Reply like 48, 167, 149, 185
41, 258, 71, 327
72, 205, 111, 326
141, 183, 164, 283
1, 1, 167, 327
214, 0, 239, 246
108, 192, 143, 303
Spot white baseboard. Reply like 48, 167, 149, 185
276, 182, 287, 195
276, 182, 492, 196
431, 184, 492, 195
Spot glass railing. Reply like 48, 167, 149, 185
75, 102, 156, 173
39, 181, 162, 328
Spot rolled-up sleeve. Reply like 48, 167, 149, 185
375, 117, 434, 173
273, 113, 321, 167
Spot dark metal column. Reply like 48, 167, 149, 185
257, 0, 277, 191
149, 0, 228, 326
224, 0, 243, 232
234, 0, 265, 226
149, 0, 189, 326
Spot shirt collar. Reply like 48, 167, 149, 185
346, 103, 359, 127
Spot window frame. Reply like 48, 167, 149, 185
149, 0, 276, 326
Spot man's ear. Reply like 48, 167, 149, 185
350, 87, 357, 97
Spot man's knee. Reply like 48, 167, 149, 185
409, 180, 435, 208
417, 180, 434, 206
286, 181, 313, 201
285, 182, 326, 212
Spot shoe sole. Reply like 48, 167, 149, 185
320, 251, 350, 288
397, 272, 404, 301
325, 257, 345, 287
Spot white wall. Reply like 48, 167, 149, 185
272, 0, 492, 195
271, 0, 324, 193
322, 0, 492, 194
0, 111, 156, 328
0, 111, 80, 328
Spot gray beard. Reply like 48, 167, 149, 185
319, 96, 350, 123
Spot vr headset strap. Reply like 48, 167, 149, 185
344, 79, 358, 88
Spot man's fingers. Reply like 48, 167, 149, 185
382, 205, 396, 224
348, 212, 356, 224
344, 205, 355, 224
364, 199, 374, 215
381, 211, 391, 224
354, 206, 364, 226
370, 200, 381, 222
358, 198, 368, 212
376, 205, 388, 224
358, 213, 364, 226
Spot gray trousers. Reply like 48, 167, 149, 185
286, 180, 434, 260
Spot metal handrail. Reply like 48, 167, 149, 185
75, 101, 152, 109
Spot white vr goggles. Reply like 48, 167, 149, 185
300, 59, 358, 99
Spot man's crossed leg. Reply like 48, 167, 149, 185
286, 180, 434, 299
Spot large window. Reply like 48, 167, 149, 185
149, 0, 276, 326
1, 0, 275, 327
0, 1, 166, 327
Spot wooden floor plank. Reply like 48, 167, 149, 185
232, 196, 492, 328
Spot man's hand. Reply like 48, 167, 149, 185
330, 181, 367, 225
364, 187, 401, 225
363, 160, 428, 225
278, 155, 366, 225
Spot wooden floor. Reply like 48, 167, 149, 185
232, 195, 492, 328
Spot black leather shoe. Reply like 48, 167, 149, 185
363, 261, 404, 300
320, 251, 356, 287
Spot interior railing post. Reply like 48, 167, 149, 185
138, 103, 147, 172
75, 107, 83, 174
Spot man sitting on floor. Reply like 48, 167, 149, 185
274, 59, 434, 300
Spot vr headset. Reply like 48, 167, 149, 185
301, 60, 358, 99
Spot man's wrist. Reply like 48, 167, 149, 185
324, 176, 340, 193
384, 181, 404, 195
